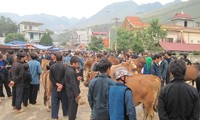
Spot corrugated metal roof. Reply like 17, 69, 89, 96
160, 42, 200, 52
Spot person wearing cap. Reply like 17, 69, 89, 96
22, 63, 32, 107
0, 53, 12, 100
88, 57, 115, 120
49, 52, 57, 66
109, 67, 136, 120
9, 52, 25, 113
158, 59, 200, 119
64, 56, 81, 120
6, 50, 14, 65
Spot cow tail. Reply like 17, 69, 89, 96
153, 77, 161, 112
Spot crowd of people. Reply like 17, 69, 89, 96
0, 49, 199, 120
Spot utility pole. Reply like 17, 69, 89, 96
113, 17, 120, 28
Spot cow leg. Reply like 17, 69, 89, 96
192, 81, 195, 86
142, 104, 148, 120
143, 101, 155, 120
47, 97, 51, 112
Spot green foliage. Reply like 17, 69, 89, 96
115, 19, 166, 52
192, 51, 200, 55
0, 16, 18, 37
116, 28, 134, 52
40, 33, 53, 46
142, 18, 167, 51
4, 33, 26, 43
88, 36, 104, 51
45, 29, 54, 35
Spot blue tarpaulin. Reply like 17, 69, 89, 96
1, 41, 62, 50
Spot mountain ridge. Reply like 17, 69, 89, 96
0, 0, 192, 32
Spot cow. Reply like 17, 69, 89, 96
126, 75, 161, 120
131, 56, 146, 74
84, 60, 160, 120
40, 59, 52, 112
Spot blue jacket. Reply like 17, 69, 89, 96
150, 62, 161, 79
63, 56, 71, 64
28, 60, 42, 85
109, 82, 136, 120
159, 60, 168, 80
88, 73, 115, 120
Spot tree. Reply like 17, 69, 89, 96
0, 16, 18, 37
45, 29, 54, 35
4, 33, 26, 43
142, 18, 167, 51
40, 33, 53, 46
116, 28, 144, 53
88, 36, 104, 51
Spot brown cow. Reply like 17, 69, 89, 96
85, 70, 161, 120
125, 75, 161, 120
108, 55, 120, 65
109, 60, 138, 79
185, 64, 200, 92
131, 56, 146, 74
84, 60, 137, 86
40, 59, 52, 112
41, 70, 52, 112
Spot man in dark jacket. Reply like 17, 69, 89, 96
0, 53, 12, 99
88, 57, 115, 120
159, 52, 168, 87
9, 52, 25, 113
150, 54, 161, 79
158, 59, 200, 120
64, 56, 81, 120
50, 52, 68, 120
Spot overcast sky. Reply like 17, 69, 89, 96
0, 0, 187, 19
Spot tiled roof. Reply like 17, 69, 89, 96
160, 42, 200, 52
126, 16, 143, 27
92, 32, 107, 35
173, 12, 193, 19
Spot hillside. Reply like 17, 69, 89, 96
0, 0, 197, 33
138, 0, 200, 24
0, 13, 80, 32
74, 1, 163, 28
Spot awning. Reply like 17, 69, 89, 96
160, 42, 200, 52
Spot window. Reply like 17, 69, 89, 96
198, 40, 200, 43
30, 33, 33, 39
191, 40, 193, 43
184, 21, 188, 27
166, 38, 173, 42
29, 26, 32, 30
24, 25, 27, 29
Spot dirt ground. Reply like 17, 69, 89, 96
0, 82, 159, 120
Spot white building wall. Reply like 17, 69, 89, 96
76, 28, 92, 45
166, 31, 178, 42
188, 33, 200, 44
32, 26, 39, 30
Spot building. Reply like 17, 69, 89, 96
92, 32, 107, 39
122, 12, 200, 51
19, 21, 45, 43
